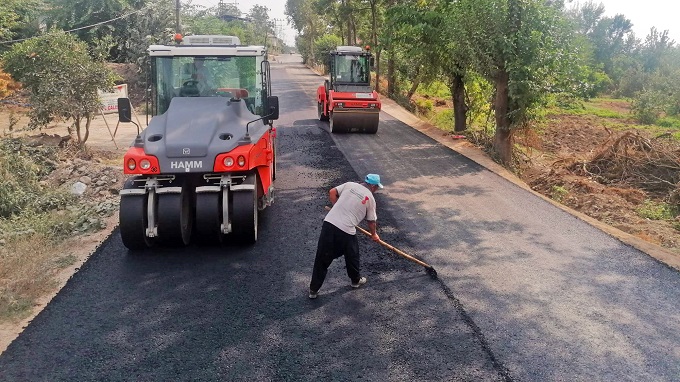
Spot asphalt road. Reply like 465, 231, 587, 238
1, 54, 679, 382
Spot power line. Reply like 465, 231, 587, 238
0, 4, 154, 45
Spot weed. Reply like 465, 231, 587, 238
551, 185, 569, 203
636, 200, 675, 220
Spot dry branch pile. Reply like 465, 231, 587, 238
571, 131, 680, 203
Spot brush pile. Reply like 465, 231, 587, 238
571, 131, 680, 206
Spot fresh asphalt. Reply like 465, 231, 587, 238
0, 54, 678, 381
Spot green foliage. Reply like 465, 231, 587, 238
562, 99, 629, 119
636, 200, 676, 220
631, 90, 666, 125
1, 31, 116, 143
0, 0, 44, 47
551, 185, 569, 203
313, 34, 342, 67
656, 117, 680, 129
418, 82, 450, 99
0, 139, 66, 219
430, 109, 454, 131
413, 98, 434, 114
465, 74, 494, 127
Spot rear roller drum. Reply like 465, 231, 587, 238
231, 174, 258, 244
194, 192, 222, 245
120, 194, 154, 250
157, 183, 193, 246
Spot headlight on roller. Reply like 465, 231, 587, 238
140, 159, 151, 170
127, 159, 136, 170
237, 155, 246, 167
223, 157, 234, 167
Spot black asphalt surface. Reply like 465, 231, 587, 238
1, 54, 679, 382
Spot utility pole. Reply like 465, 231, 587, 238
274, 19, 285, 47
175, 0, 181, 33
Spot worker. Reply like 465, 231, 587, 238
308, 174, 383, 299
193, 58, 215, 95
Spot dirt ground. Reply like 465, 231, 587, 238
514, 113, 680, 254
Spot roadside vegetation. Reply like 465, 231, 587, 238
0, 139, 120, 320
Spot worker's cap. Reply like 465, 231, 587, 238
365, 174, 383, 189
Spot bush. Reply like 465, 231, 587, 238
631, 90, 665, 125
0, 139, 65, 219
313, 35, 343, 69
413, 98, 433, 114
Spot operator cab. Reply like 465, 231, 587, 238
329, 46, 372, 93
147, 35, 272, 118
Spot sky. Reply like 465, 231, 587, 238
191, 0, 297, 46
189, 0, 680, 47
579, 0, 680, 42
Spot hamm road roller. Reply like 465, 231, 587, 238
317, 46, 381, 133
119, 35, 279, 249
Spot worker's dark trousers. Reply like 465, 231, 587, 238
310, 221, 360, 292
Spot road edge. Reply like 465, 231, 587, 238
377, 97, 680, 272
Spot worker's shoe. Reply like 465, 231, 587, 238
351, 277, 367, 288
308, 289, 318, 299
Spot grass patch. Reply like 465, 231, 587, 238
636, 200, 677, 220
0, 138, 118, 323
551, 185, 569, 203
0, 236, 63, 321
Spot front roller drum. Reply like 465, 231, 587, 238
157, 182, 193, 246
120, 193, 154, 250
330, 109, 380, 134
231, 173, 258, 244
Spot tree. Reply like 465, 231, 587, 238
0, 0, 45, 49
247, 5, 275, 45
384, 1, 471, 132
286, 0, 325, 64
458, 0, 581, 164
2, 32, 117, 144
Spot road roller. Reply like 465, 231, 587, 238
118, 34, 279, 250
317, 46, 381, 133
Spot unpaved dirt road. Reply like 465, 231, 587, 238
0, 54, 678, 381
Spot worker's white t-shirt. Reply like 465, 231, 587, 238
324, 182, 377, 235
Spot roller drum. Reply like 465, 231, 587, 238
330, 109, 379, 134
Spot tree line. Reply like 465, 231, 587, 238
286, 0, 680, 163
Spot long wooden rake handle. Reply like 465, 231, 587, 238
354, 225, 435, 270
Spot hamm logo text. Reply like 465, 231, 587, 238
170, 160, 203, 172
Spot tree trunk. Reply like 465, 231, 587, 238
370, 0, 380, 94
451, 74, 467, 132
75, 119, 82, 144
407, 79, 420, 101
493, 68, 512, 164
387, 50, 396, 98
82, 115, 91, 144
375, 50, 381, 93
